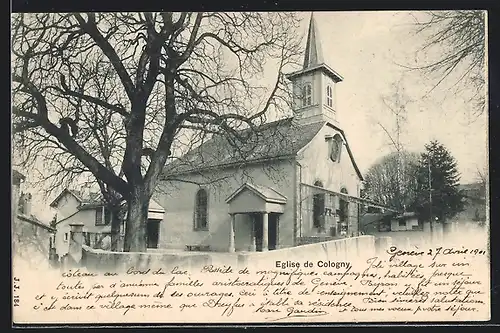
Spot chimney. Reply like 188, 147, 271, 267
13, 184, 20, 218
68, 223, 85, 266
12, 170, 25, 218
50, 214, 58, 228
20, 192, 32, 216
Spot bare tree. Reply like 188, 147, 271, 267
376, 79, 413, 154
407, 10, 486, 114
370, 77, 414, 207
12, 12, 302, 252
364, 151, 420, 212
475, 165, 488, 198
13, 53, 130, 250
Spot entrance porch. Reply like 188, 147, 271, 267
225, 183, 287, 252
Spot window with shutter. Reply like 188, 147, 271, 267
326, 85, 333, 107
302, 83, 312, 107
194, 189, 208, 230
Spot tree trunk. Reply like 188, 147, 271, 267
110, 209, 122, 252
123, 187, 149, 252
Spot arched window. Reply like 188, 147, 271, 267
313, 180, 325, 229
302, 83, 312, 107
326, 85, 333, 107
194, 189, 208, 230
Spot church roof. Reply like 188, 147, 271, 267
162, 14, 363, 180
325, 123, 363, 181
303, 12, 324, 69
286, 12, 343, 83
163, 117, 364, 181
163, 117, 324, 176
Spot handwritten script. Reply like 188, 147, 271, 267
14, 245, 490, 323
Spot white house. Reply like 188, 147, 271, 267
361, 210, 420, 233
12, 169, 56, 268
50, 189, 165, 256
390, 212, 420, 231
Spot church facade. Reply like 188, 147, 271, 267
155, 14, 364, 252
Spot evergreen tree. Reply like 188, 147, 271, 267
412, 140, 464, 222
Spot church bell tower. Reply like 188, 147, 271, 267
286, 13, 344, 126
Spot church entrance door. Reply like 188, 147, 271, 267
268, 213, 279, 250
146, 219, 160, 249
253, 213, 279, 251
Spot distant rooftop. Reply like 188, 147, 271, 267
459, 182, 486, 200
50, 188, 164, 213
17, 213, 55, 232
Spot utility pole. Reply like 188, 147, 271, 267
428, 152, 433, 235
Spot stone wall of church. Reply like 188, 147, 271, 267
297, 123, 363, 238
156, 160, 296, 252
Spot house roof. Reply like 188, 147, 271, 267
226, 183, 287, 204
12, 169, 25, 184
77, 191, 110, 209
17, 213, 56, 233
360, 212, 395, 228
394, 212, 418, 219
49, 188, 84, 208
163, 117, 325, 176
51, 187, 165, 220
458, 182, 483, 191
459, 182, 486, 200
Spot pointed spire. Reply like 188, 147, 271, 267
303, 12, 324, 69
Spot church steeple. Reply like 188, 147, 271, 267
285, 12, 344, 126
303, 12, 324, 69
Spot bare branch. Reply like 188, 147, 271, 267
12, 11, 303, 252
404, 10, 486, 114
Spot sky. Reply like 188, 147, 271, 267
15, 11, 488, 221
296, 11, 488, 183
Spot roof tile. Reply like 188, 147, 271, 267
164, 117, 325, 176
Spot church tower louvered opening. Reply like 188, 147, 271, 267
286, 12, 344, 126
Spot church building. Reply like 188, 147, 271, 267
156, 14, 366, 252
